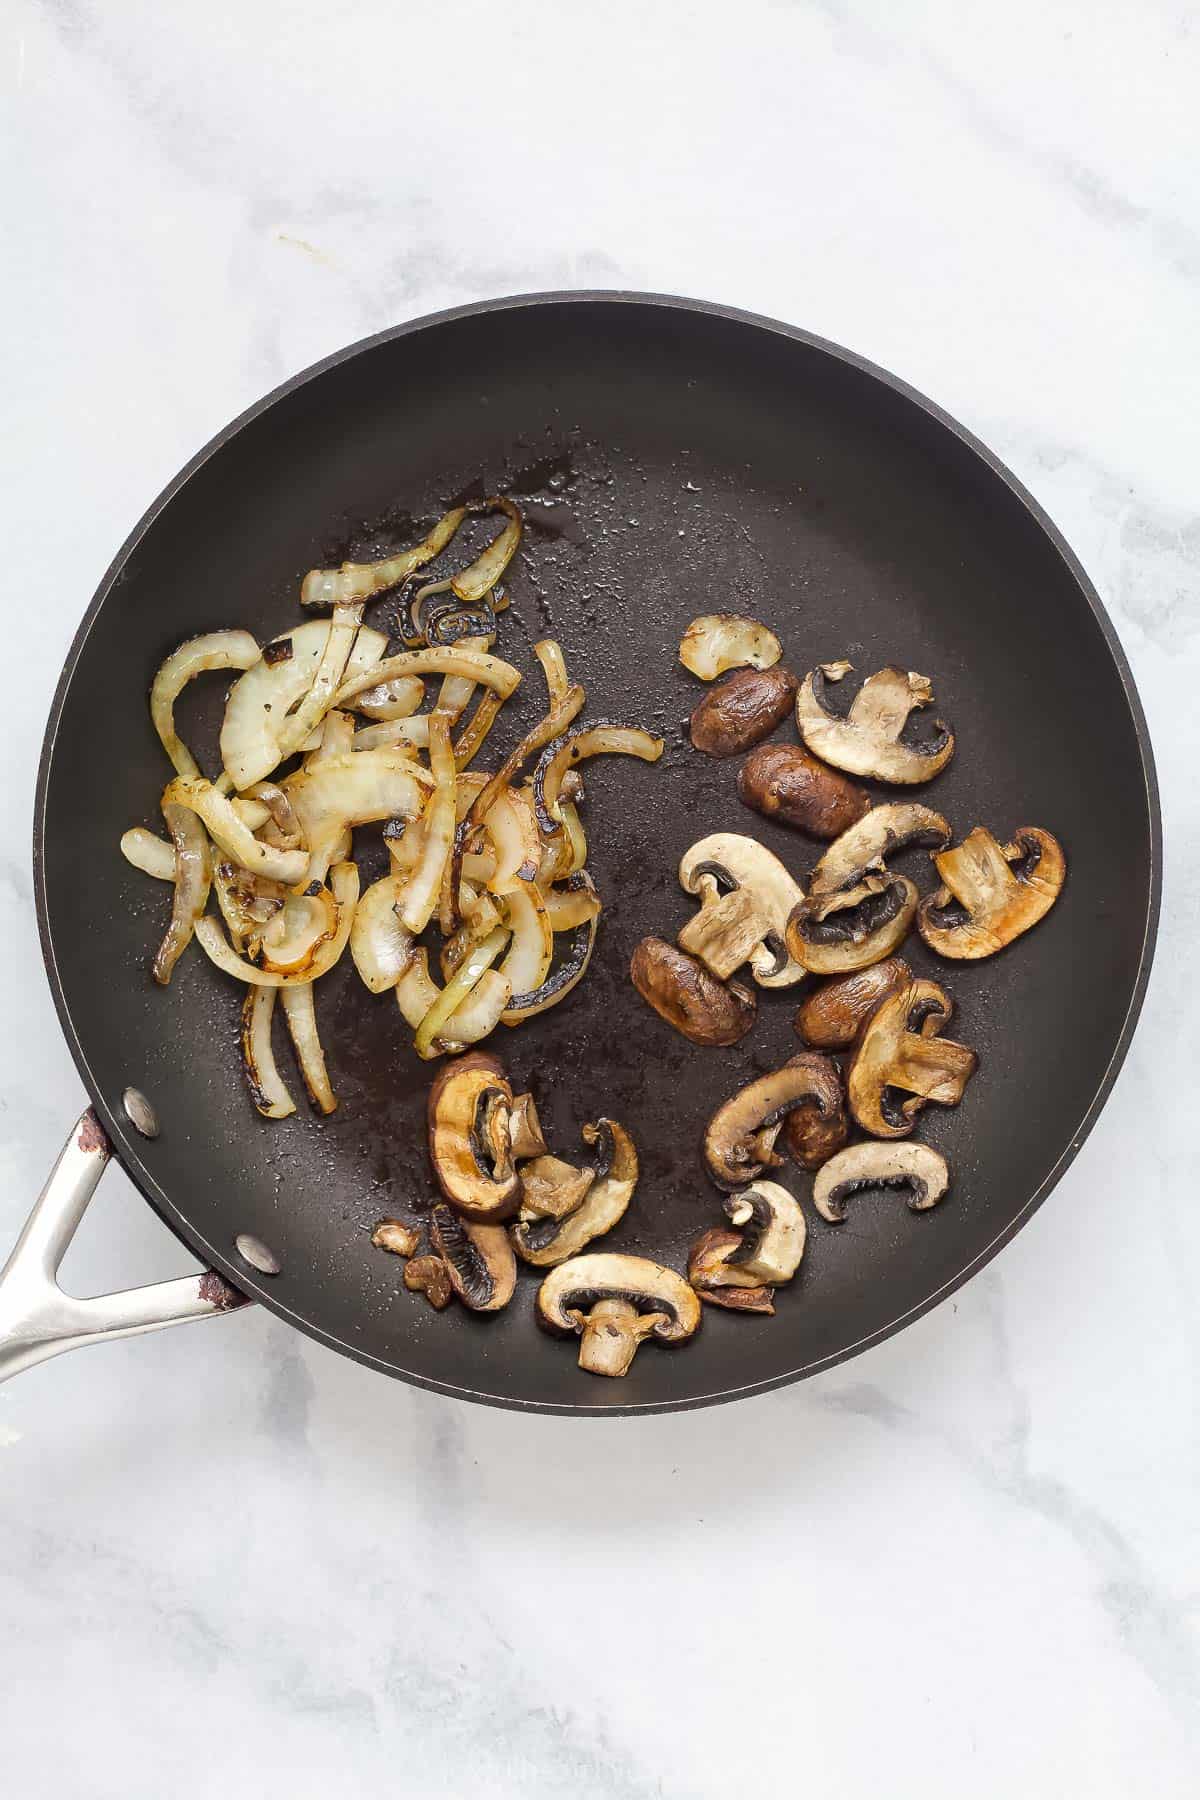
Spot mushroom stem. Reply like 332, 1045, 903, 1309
577, 1300, 664, 1378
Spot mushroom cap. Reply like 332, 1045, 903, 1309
511, 1119, 639, 1266
704, 1052, 844, 1189
679, 832, 806, 988
847, 978, 978, 1139
796, 663, 955, 784
812, 1142, 951, 1222
809, 802, 951, 897
723, 1180, 807, 1284
786, 875, 919, 975
795, 958, 912, 1049
536, 1253, 701, 1343
918, 825, 1066, 960
679, 614, 782, 681
426, 1051, 521, 1220
630, 937, 757, 1046
429, 1204, 517, 1312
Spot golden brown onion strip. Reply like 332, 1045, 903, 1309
151, 630, 261, 780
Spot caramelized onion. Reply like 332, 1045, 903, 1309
282, 749, 431, 889
121, 827, 175, 882
413, 924, 510, 1059
502, 912, 599, 1023
194, 863, 359, 986
151, 630, 260, 779
399, 714, 456, 934
334, 646, 521, 709
241, 987, 296, 1119
152, 802, 211, 984
299, 506, 468, 610
439, 969, 512, 1052
533, 723, 663, 835
220, 621, 387, 790
350, 873, 414, 992
280, 983, 337, 1113
163, 777, 308, 886
496, 882, 553, 999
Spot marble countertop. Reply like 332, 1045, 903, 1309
3, 2, 1197, 1793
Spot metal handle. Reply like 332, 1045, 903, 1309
0, 1108, 249, 1384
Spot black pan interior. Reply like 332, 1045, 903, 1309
35, 296, 1158, 1413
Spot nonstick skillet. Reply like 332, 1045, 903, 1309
4, 293, 1159, 1413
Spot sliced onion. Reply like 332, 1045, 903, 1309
334, 646, 521, 709
535, 638, 569, 704
282, 750, 432, 888
438, 969, 512, 1053
150, 630, 260, 779
395, 948, 441, 1029
194, 862, 359, 986
496, 882, 553, 998
269, 606, 359, 766
413, 924, 510, 1059
399, 713, 456, 934
310, 710, 355, 762
351, 674, 425, 721
258, 889, 338, 975
219, 621, 385, 790
463, 685, 585, 836
440, 886, 504, 978
280, 983, 337, 1114
121, 827, 175, 881
241, 987, 296, 1119
299, 506, 468, 610
350, 873, 414, 993
454, 688, 504, 769
230, 797, 272, 831
541, 870, 601, 932
213, 860, 285, 952
432, 633, 493, 730
246, 781, 304, 850
153, 802, 212, 985
352, 717, 429, 752
484, 787, 543, 895
451, 498, 522, 602
502, 911, 599, 1023
163, 778, 309, 885
532, 723, 664, 835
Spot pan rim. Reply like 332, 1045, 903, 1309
32, 289, 1162, 1415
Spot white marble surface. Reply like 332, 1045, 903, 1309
2, 1, 1198, 1793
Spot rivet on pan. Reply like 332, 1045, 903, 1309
235, 1233, 281, 1277
122, 1087, 159, 1139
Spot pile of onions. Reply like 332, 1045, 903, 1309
121, 497, 663, 1119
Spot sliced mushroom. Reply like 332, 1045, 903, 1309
511, 1119, 639, 1266
737, 742, 871, 839
536, 1253, 701, 1378
371, 1219, 420, 1258
808, 803, 951, 897
426, 1051, 521, 1221
429, 1205, 516, 1312
795, 958, 912, 1049
785, 875, 919, 975
403, 1255, 454, 1310
848, 978, 978, 1138
679, 833, 806, 988
723, 1181, 807, 1283
796, 662, 955, 784
704, 1053, 843, 1189
780, 1079, 849, 1171
687, 1227, 776, 1313
689, 666, 798, 757
509, 1091, 549, 1161
812, 1142, 951, 1223
630, 938, 757, 1046
679, 614, 782, 681
918, 826, 1066, 960
518, 1155, 595, 1221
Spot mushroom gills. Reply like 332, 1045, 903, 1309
536, 1252, 700, 1379
808, 802, 951, 896
704, 1053, 843, 1189
687, 1227, 775, 1313
795, 663, 955, 784
812, 1143, 950, 1222
430, 1204, 516, 1312
723, 1181, 807, 1284
786, 876, 918, 976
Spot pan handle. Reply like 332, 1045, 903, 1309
0, 1108, 250, 1385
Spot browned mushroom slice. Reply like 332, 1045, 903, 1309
737, 742, 871, 839
688, 1227, 776, 1313
780, 1081, 849, 1171
511, 1119, 639, 1266
508, 1091, 549, 1161
796, 662, 955, 784
678, 834, 806, 988
722, 1181, 807, 1282
704, 1053, 843, 1189
812, 1142, 951, 1223
689, 666, 798, 757
630, 938, 757, 1046
429, 1204, 516, 1312
403, 1255, 454, 1310
537, 1253, 701, 1377
918, 826, 1066, 959
785, 875, 918, 975
795, 958, 912, 1049
518, 1155, 595, 1221
371, 1219, 420, 1258
848, 979, 978, 1139
808, 803, 951, 898
426, 1051, 521, 1221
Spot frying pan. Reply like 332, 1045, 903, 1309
4, 293, 1159, 1414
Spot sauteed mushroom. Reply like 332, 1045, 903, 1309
786, 875, 919, 975
537, 1253, 701, 1378
848, 979, 978, 1138
511, 1119, 639, 1266
508, 1091, 548, 1161
808, 803, 951, 897
679, 614, 782, 681
813, 1143, 951, 1223
689, 666, 797, 757
517, 1155, 595, 1220
781, 1070, 849, 1171
679, 833, 806, 988
630, 938, 756, 1046
687, 1227, 775, 1313
403, 1255, 454, 1310
795, 958, 911, 1049
705, 1053, 843, 1189
426, 1051, 521, 1220
737, 742, 871, 839
722, 1181, 807, 1283
796, 662, 955, 783
429, 1204, 516, 1312
918, 826, 1066, 959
